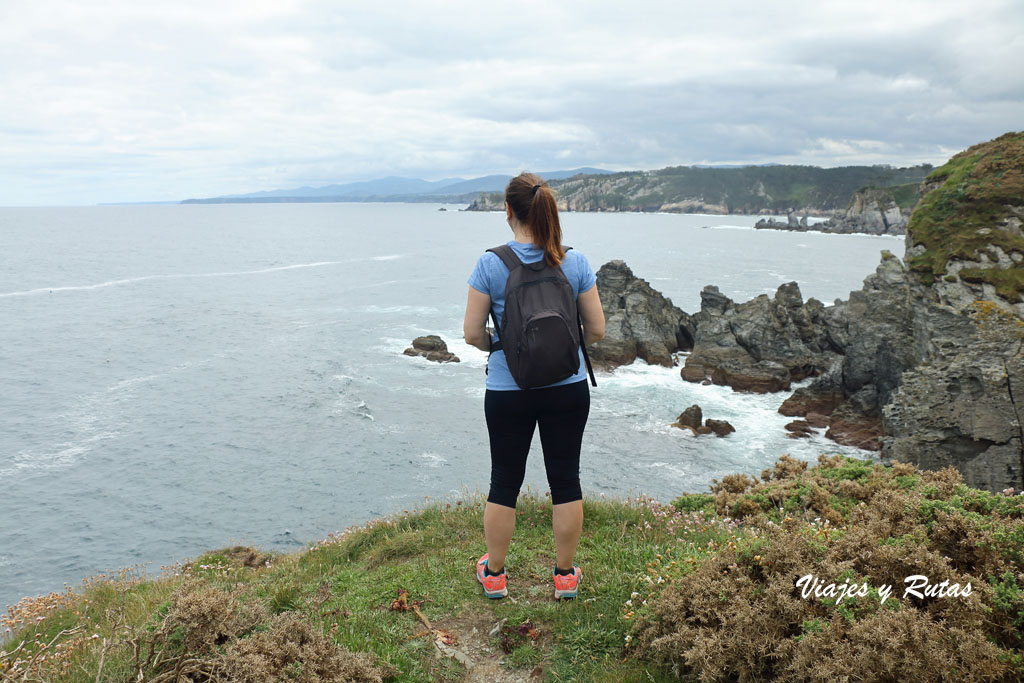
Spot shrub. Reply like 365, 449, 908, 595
634, 455, 1024, 681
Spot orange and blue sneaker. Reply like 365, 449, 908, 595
476, 553, 507, 599
553, 564, 582, 599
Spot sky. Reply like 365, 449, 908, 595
1, 0, 1022, 206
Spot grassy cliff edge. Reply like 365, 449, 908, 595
3, 455, 1023, 682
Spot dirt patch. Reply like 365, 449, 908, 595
431, 610, 545, 683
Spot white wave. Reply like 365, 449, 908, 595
0, 430, 119, 479
419, 453, 448, 468
107, 374, 163, 391
0, 360, 213, 480
597, 359, 683, 389
0, 260, 354, 298
371, 254, 404, 261
646, 461, 690, 478
346, 279, 405, 291
361, 305, 438, 314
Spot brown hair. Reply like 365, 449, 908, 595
505, 172, 564, 267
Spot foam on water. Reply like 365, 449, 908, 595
419, 453, 448, 468
360, 305, 439, 314
0, 255, 409, 298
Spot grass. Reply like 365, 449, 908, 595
1, 491, 737, 682
4, 455, 1023, 681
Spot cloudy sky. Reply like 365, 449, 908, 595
2, 0, 1021, 206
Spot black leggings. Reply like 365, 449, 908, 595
484, 380, 590, 508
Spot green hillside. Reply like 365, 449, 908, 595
469, 163, 933, 215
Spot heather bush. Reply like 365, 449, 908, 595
216, 612, 396, 683
634, 454, 1024, 681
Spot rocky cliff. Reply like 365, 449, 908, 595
589, 132, 1023, 491
679, 283, 842, 393
588, 260, 694, 367
781, 132, 1024, 491
754, 185, 919, 236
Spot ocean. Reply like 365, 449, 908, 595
0, 202, 898, 608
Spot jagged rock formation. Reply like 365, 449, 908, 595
403, 335, 460, 363
754, 186, 917, 236
680, 282, 842, 393
779, 132, 1024, 491
588, 260, 694, 368
577, 133, 1022, 490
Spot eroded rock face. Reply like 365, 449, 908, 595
680, 282, 841, 393
882, 310, 1024, 492
779, 247, 1024, 487
777, 253, 944, 449
403, 335, 460, 363
588, 260, 694, 368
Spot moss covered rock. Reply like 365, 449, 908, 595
906, 131, 1024, 304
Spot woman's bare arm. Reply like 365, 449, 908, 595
578, 284, 606, 346
463, 286, 492, 351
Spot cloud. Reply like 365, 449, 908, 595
0, 0, 1021, 204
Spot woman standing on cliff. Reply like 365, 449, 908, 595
463, 171, 606, 599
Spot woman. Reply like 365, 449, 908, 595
463, 171, 605, 600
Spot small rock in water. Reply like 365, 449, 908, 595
705, 419, 736, 437
403, 335, 460, 363
671, 405, 734, 437
673, 404, 703, 429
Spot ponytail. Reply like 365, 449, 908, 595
504, 172, 564, 267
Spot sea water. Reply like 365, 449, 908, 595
0, 203, 898, 607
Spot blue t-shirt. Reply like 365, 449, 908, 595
468, 240, 597, 391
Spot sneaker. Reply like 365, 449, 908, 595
476, 553, 507, 599
553, 564, 582, 599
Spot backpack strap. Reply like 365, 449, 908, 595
563, 246, 597, 387
486, 244, 522, 272
578, 311, 597, 387
483, 245, 522, 356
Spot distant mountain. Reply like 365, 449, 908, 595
182, 168, 613, 204
432, 168, 613, 194
218, 176, 466, 200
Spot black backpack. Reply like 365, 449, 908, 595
487, 245, 597, 390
